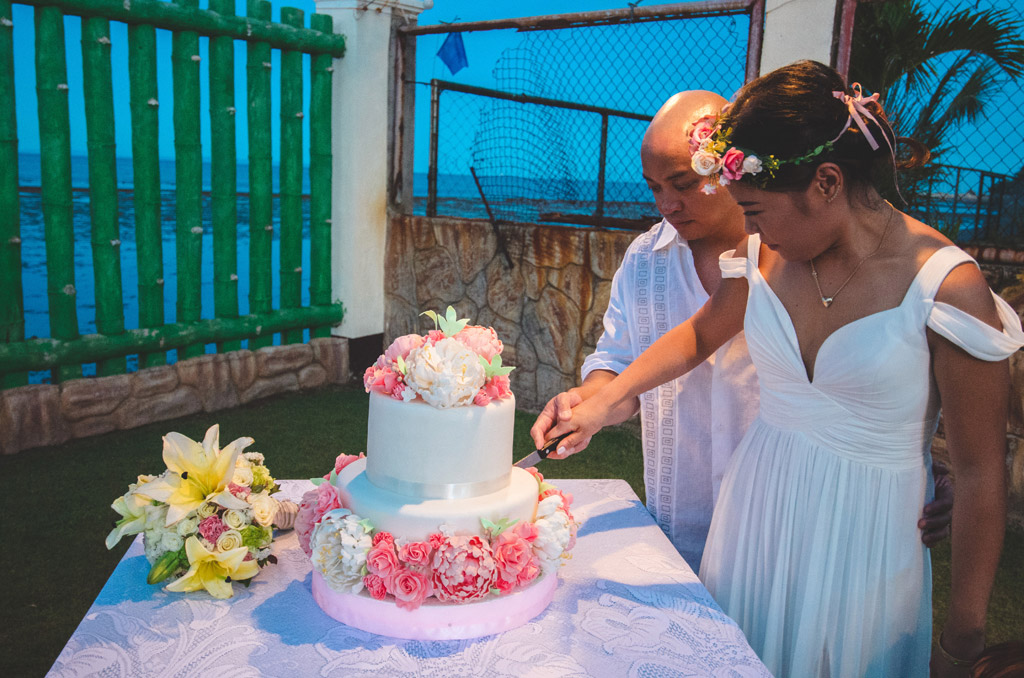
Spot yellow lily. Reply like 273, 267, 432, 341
143, 424, 253, 525
105, 488, 152, 550
164, 536, 260, 599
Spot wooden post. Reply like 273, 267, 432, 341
172, 0, 203, 359
81, 15, 127, 376
247, 0, 273, 349
35, 5, 81, 382
0, 0, 26, 387
127, 22, 165, 367
309, 12, 333, 339
209, 0, 240, 352
279, 6, 304, 345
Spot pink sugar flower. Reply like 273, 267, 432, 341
482, 375, 512, 400
315, 482, 343, 516
384, 334, 426, 364
363, 365, 402, 398
398, 541, 433, 569
427, 533, 445, 550
431, 535, 498, 603
326, 453, 364, 479
721, 147, 746, 182
454, 325, 503, 361
473, 390, 491, 406
492, 530, 541, 593
425, 329, 446, 344
198, 515, 228, 543
366, 542, 401, 582
510, 521, 539, 543
372, 532, 395, 548
363, 574, 388, 600
524, 467, 544, 484
295, 489, 319, 556
391, 567, 432, 610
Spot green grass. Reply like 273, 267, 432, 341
2, 384, 1020, 676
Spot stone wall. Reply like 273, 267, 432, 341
386, 214, 1024, 526
0, 337, 350, 455
384, 214, 635, 412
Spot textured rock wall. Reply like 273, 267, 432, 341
386, 214, 1024, 527
0, 338, 350, 455
384, 214, 635, 412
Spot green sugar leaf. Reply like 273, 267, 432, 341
420, 309, 439, 331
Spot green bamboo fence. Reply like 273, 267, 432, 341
280, 7, 304, 345
2, 0, 345, 387
173, 0, 203, 360
209, 0, 241, 353
81, 15, 127, 376
35, 5, 81, 382
0, 0, 25, 387
127, 22, 166, 368
247, 0, 274, 350
309, 13, 333, 340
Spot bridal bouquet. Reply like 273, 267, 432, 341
105, 424, 282, 599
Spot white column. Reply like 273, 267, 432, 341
315, 0, 432, 339
759, 0, 841, 74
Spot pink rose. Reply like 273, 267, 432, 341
363, 365, 402, 398
492, 530, 541, 593
431, 535, 498, 603
228, 482, 251, 498
372, 532, 395, 548
454, 325, 503, 361
198, 515, 227, 543
473, 390, 491, 406
482, 375, 512, 400
398, 541, 433, 569
688, 115, 717, 155
295, 489, 319, 555
391, 567, 432, 610
327, 452, 365, 479
363, 574, 388, 600
384, 334, 425, 364
366, 542, 401, 581
721, 147, 746, 182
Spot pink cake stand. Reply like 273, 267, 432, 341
312, 569, 558, 640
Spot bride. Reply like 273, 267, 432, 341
547, 61, 1022, 677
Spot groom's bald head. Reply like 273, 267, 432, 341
642, 90, 727, 159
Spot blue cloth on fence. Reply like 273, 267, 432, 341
437, 32, 468, 75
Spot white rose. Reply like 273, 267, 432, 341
175, 515, 200, 537
690, 150, 721, 176
217, 529, 244, 552
248, 491, 280, 527
196, 502, 218, 519
232, 465, 254, 487
223, 508, 250, 530
143, 530, 167, 563
741, 155, 763, 175
404, 337, 486, 409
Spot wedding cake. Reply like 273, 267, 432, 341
296, 308, 577, 639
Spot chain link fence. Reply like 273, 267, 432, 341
413, 5, 755, 227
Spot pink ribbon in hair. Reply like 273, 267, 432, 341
831, 83, 884, 151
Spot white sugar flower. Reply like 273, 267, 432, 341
310, 509, 374, 594
742, 155, 763, 175
404, 337, 486, 408
533, 495, 574, 573
690, 150, 721, 176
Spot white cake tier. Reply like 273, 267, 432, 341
335, 458, 539, 542
365, 390, 516, 499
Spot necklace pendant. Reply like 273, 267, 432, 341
821, 297, 833, 308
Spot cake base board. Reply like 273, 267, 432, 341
311, 569, 557, 640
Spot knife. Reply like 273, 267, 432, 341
514, 432, 571, 468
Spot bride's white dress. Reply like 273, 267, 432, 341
700, 234, 1023, 677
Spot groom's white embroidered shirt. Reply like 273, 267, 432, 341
582, 219, 759, 568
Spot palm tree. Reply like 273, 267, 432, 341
849, 0, 1024, 215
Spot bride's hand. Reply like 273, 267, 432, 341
545, 394, 613, 459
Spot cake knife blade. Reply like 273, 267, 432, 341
514, 433, 570, 469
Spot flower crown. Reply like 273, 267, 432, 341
689, 83, 888, 194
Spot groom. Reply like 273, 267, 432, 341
529, 90, 952, 567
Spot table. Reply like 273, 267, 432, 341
48, 479, 770, 677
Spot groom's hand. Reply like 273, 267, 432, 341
530, 389, 591, 453
920, 460, 953, 547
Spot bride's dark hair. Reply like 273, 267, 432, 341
722, 60, 928, 197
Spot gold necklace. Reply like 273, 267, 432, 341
810, 203, 895, 308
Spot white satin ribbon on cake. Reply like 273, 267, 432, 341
368, 472, 510, 500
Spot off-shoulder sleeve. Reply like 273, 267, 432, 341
719, 249, 747, 279
927, 292, 1024, 361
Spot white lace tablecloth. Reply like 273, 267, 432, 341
49, 479, 770, 677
